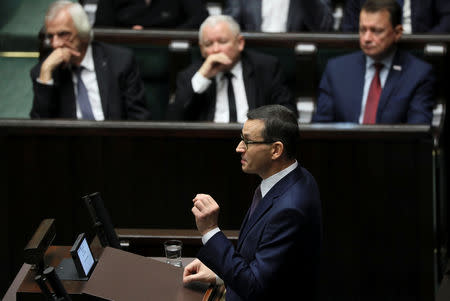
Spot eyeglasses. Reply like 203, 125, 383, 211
45, 31, 73, 42
240, 133, 275, 149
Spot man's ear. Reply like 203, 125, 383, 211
199, 44, 207, 58
271, 142, 284, 160
237, 35, 245, 52
394, 24, 403, 42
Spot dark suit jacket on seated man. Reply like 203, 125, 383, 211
223, 0, 335, 32
341, 0, 450, 33
94, 0, 209, 30
166, 15, 297, 123
30, 0, 150, 120
313, 0, 436, 124
183, 105, 322, 301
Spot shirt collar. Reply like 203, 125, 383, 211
365, 48, 396, 71
260, 161, 298, 197
218, 60, 243, 81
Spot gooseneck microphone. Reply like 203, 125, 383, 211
43, 266, 72, 301
34, 274, 56, 301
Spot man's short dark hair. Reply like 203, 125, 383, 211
362, 0, 402, 28
247, 105, 299, 160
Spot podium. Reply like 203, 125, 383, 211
13, 245, 211, 301
84, 246, 206, 300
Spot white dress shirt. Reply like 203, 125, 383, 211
402, 0, 412, 34
261, 0, 290, 32
191, 61, 249, 123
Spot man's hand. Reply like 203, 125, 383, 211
198, 53, 233, 79
192, 194, 220, 235
39, 45, 81, 83
183, 259, 216, 284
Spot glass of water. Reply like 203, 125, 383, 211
164, 240, 183, 267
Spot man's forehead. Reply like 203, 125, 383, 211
243, 119, 265, 135
202, 22, 232, 37
360, 9, 391, 24
46, 9, 73, 28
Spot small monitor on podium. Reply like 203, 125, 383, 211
70, 233, 96, 278
82, 192, 121, 249
56, 232, 97, 281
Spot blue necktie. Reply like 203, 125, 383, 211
74, 66, 95, 120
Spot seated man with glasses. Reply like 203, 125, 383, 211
30, 0, 150, 120
183, 104, 322, 301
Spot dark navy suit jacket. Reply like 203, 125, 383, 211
197, 165, 322, 301
312, 49, 435, 124
30, 41, 150, 120
224, 0, 334, 32
341, 0, 450, 33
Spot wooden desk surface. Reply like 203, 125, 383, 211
5, 229, 232, 301
13, 245, 210, 301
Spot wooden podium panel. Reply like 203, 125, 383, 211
84, 247, 205, 301
15, 246, 207, 301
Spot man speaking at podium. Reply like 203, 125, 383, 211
183, 105, 322, 300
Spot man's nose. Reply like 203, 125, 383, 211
236, 140, 246, 153
361, 30, 373, 42
212, 42, 220, 53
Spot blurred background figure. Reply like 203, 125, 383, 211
342, 0, 450, 33
93, 0, 209, 30
223, 0, 335, 32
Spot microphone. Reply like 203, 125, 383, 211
34, 274, 57, 301
43, 266, 72, 301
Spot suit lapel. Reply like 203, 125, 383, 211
353, 53, 366, 122
254, 0, 263, 29
376, 50, 403, 122
237, 166, 303, 251
206, 80, 217, 121
237, 192, 274, 251
58, 68, 77, 118
410, 0, 418, 33
242, 54, 257, 109
92, 42, 110, 118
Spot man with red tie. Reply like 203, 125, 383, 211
313, 0, 436, 124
